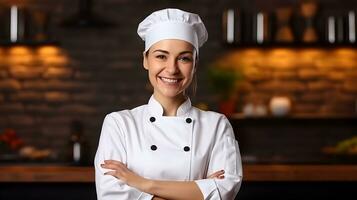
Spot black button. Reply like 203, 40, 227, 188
150, 117, 156, 122
151, 145, 157, 151
185, 118, 192, 123
183, 146, 190, 152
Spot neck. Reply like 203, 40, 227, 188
153, 93, 186, 116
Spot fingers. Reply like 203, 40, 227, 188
101, 160, 132, 180
208, 170, 224, 177
101, 160, 126, 170
104, 171, 116, 176
104, 160, 126, 166
101, 160, 142, 187
207, 170, 225, 179
101, 163, 120, 170
217, 175, 225, 179
101, 160, 126, 178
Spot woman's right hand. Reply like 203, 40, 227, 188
207, 170, 225, 179
151, 170, 225, 200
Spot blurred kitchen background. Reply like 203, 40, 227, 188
0, 0, 357, 199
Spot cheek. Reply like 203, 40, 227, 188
183, 65, 195, 78
147, 67, 161, 85
148, 70, 157, 81
146, 63, 158, 76
147, 60, 163, 73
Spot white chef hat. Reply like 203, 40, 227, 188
137, 8, 208, 56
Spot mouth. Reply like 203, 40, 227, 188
158, 76, 183, 85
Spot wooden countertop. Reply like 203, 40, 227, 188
1, 164, 357, 182
244, 164, 357, 181
0, 165, 93, 183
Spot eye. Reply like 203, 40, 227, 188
156, 55, 166, 60
178, 56, 193, 63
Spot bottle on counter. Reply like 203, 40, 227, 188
69, 120, 84, 165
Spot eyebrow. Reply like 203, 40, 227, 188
153, 49, 193, 55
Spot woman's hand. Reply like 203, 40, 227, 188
101, 160, 150, 191
207, 170, 225, 179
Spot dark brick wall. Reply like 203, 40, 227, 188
220, 48, 357, 115
0, 0, 356, 163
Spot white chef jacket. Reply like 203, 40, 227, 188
95, 95, 243, 200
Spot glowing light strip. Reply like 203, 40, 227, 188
257, 12, 264, 44
227, 9, 234, 43
10, 5, 18, 42
328, 16, 335, 43
348, 11, 356, 43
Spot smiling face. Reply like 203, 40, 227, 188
143, 39, 196, 102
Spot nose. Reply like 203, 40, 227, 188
165, 58, 179, 74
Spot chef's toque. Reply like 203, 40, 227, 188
137, 8, 208, 55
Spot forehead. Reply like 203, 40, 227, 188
150, 39, 194, 52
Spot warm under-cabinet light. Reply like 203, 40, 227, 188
37, 45, 61, 56
8, 46, 31, 55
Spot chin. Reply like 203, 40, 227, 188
157, 89, 186, 99
162, 91, 183, 98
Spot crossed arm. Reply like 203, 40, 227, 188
101, 160, 225, 200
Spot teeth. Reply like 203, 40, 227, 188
161, 77, 179, 83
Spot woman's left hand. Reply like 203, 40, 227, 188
101, 160, 149, 191
207, 170, 225, 179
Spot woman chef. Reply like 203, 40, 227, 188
95, 8, 243, 200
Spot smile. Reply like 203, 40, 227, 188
159, 76, 182, 84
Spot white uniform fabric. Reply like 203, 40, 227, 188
137, 8, 208, 55
95, 95, 243, 200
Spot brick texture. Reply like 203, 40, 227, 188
0, 0, 357, 163
222, 48, 357, 116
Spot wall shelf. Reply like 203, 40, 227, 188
229, 113, 357, 125
231, 113, 357, 119
223, 42, 357, 49
0, 40, 59, 47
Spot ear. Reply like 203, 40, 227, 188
143, 51, 148, 70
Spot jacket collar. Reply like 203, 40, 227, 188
148, 95, 192, 116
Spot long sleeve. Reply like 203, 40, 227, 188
195, 115, 243, 200
94, 113, 154, 200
